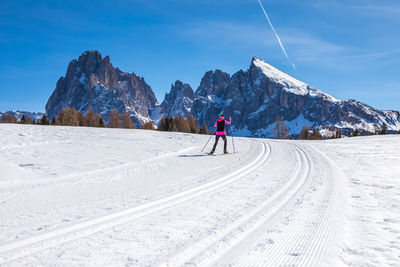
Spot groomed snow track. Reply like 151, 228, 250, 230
0, 125, 346, 266
0, 141, 271, 264
159, 143, 344, 266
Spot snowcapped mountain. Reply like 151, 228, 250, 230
182, 57, 400, 137
45, 50, 158, 127
0, 110, 44, 121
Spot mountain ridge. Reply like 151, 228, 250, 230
42, 50, 400, 136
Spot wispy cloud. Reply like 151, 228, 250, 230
313, 0, 400, 21
178, 21, 346, 56
339, 49, 400, 59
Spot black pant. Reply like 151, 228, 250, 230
211, 135, 227, 153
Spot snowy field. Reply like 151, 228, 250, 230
0, 124, 399, 266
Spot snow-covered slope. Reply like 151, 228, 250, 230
1, 124, 399, 266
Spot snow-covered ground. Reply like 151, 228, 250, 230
0, 124, 399, 266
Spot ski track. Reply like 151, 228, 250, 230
232, 144, 343, 267
157, 142, 345, 267
0, 145, 199, 202
0, 141, 270, 264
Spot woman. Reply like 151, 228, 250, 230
209, 114, 231, 155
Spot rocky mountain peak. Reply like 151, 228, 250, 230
196, 70, 231, 98
46, 50, 157, 127
159, 80, 194, 117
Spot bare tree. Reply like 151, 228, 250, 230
121, 112, 135, 129
84, 108, 100, 127
108, 110, 121, 128
187, 114, 200, 133
271, 117, 290, 139
174, 116, 190, 133
141, 121, 155, 130
1, 113, 17, 123
199, 123, 209, 134
57, 107, 79, 126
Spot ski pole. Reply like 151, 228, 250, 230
230, 122, 236, 153
231, 131, 236, 153
201, 133, 214, 152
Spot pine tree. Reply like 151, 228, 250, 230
380, 123, 387, 135
40, 115, 50, 125
335, 128, 342, 138
51, 117, 56, 125
141, 121, 155, 130
187, 114, 200, 133
98, 117, 105, 128
298, 125, 310, 140
157, 117, 167, 131
353, 128, 359, 137
21, 115, 33, 124
121, 112, 135, 129
310, 128, 322, 140
272, 117, 290, 139
108, 110, 121, 128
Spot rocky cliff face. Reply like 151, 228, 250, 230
175, 57, 400, 136
45, 50, 158, 126
159, 80, 195, 117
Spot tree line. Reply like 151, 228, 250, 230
0, 108, 210, 134
158, 114, 210, 134
271, 117, 397, 140
1, 110, 399, 137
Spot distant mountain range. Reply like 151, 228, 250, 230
3, 50, 400, 136
161, 56, 400, 136
0, 110, 44, 121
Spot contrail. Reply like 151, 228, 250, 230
257, 0, 296, 71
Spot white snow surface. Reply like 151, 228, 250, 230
0, 124, 399, 266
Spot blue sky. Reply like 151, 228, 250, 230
1, 0, 399, 112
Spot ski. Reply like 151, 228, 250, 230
204, 152, 238, 156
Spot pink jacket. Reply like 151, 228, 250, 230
214, 117, 231, 135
